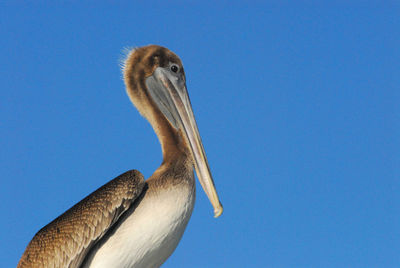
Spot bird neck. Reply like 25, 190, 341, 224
154, 112, 191, 165
147, 113, 194, 184
124, 77, 192, 166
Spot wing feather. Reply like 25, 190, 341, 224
17, 170, 145, 268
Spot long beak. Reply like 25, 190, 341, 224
146, 67, 223, 217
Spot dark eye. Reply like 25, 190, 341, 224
170, 64, 179, 73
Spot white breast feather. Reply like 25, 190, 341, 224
83, 183, 195, 268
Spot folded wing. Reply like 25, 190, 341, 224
18, 170, 145, 268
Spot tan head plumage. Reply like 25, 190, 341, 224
122, 45, 188, 158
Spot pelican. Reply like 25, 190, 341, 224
18, 45, 223, 268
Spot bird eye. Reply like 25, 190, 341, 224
170, 64, 179, 73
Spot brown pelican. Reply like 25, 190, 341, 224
18, 45, 223, 268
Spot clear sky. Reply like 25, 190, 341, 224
1, 2, 398, 267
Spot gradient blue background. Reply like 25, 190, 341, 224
1, 2, 398, 267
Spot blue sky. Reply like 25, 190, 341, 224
1, 2, 399, 267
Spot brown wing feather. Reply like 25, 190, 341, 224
17, 170, 145, 268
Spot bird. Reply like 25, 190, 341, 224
17, 45, 223, 268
